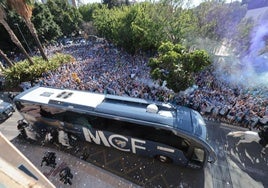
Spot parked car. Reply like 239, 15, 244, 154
0, 99, 15, 121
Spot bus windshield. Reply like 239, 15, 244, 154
191, 110, 207, 140
176, 106, 206, 140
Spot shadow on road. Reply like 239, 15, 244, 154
226, 134, 268, 187
13, 135, 205, 188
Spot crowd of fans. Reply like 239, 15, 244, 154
39, 40, 174, 102
36, 39, 268, 129
176, 67, 268, 129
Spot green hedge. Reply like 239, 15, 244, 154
3, 53, 74, 89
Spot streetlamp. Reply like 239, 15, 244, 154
14, 23, 32, 55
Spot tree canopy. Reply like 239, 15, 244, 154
32, 3, 62, 43
0, 0, 82, 52
149, 42, 211, 92
46, 0, 82, 37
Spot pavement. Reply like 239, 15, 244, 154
12, 139, 138, 188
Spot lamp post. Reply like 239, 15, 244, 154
14, 23, 32, 55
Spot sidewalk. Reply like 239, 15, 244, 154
12, 139, 138, 188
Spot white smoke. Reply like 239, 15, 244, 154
213, 22, 268, 89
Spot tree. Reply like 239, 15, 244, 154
78, 3, 101, 22
102, 0, 121, 9
93, 2, 200, 54
78, 3, 102, 37
7, 0, 48, 61
32, 3, 62, 43
193, 1, 247, 41
46, 0, 82, 37
0, 48, 14, 67
0, 4, 34, 65
232, 17, 255, 57
93, 2, 169, 53
149, 42, 211, 92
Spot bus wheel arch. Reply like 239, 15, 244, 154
154, 155, 173, 163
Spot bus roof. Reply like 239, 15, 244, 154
14, 86, 194, 135
17, 86, 106, 108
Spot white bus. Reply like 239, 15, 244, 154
14, 86, 216, 169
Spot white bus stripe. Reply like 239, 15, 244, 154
157, 146, 175, 153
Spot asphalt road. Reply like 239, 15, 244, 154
0, 102, 267, 187
206, 121, 268, 188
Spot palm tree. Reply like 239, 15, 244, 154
0, 48, 14, 67
7, 0, 48, 61
0, 4, 34, 65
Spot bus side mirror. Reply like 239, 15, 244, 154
208, 159, 213, 163
207, 156, 215, 163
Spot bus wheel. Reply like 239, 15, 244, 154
155, 155, 172, 163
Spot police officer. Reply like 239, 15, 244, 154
41, 151, 57, 168
17, 119, 28, 139
59, 166, 73, 185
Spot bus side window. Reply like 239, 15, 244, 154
63, 112, 75, 123
77, 116, 91, 128
88, 116, 107, 130
147, 127, 189, 153
40, 106, 65, 121
40, 107, 52, 118
63, 111, 91, 129
110, 118, 138, 134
